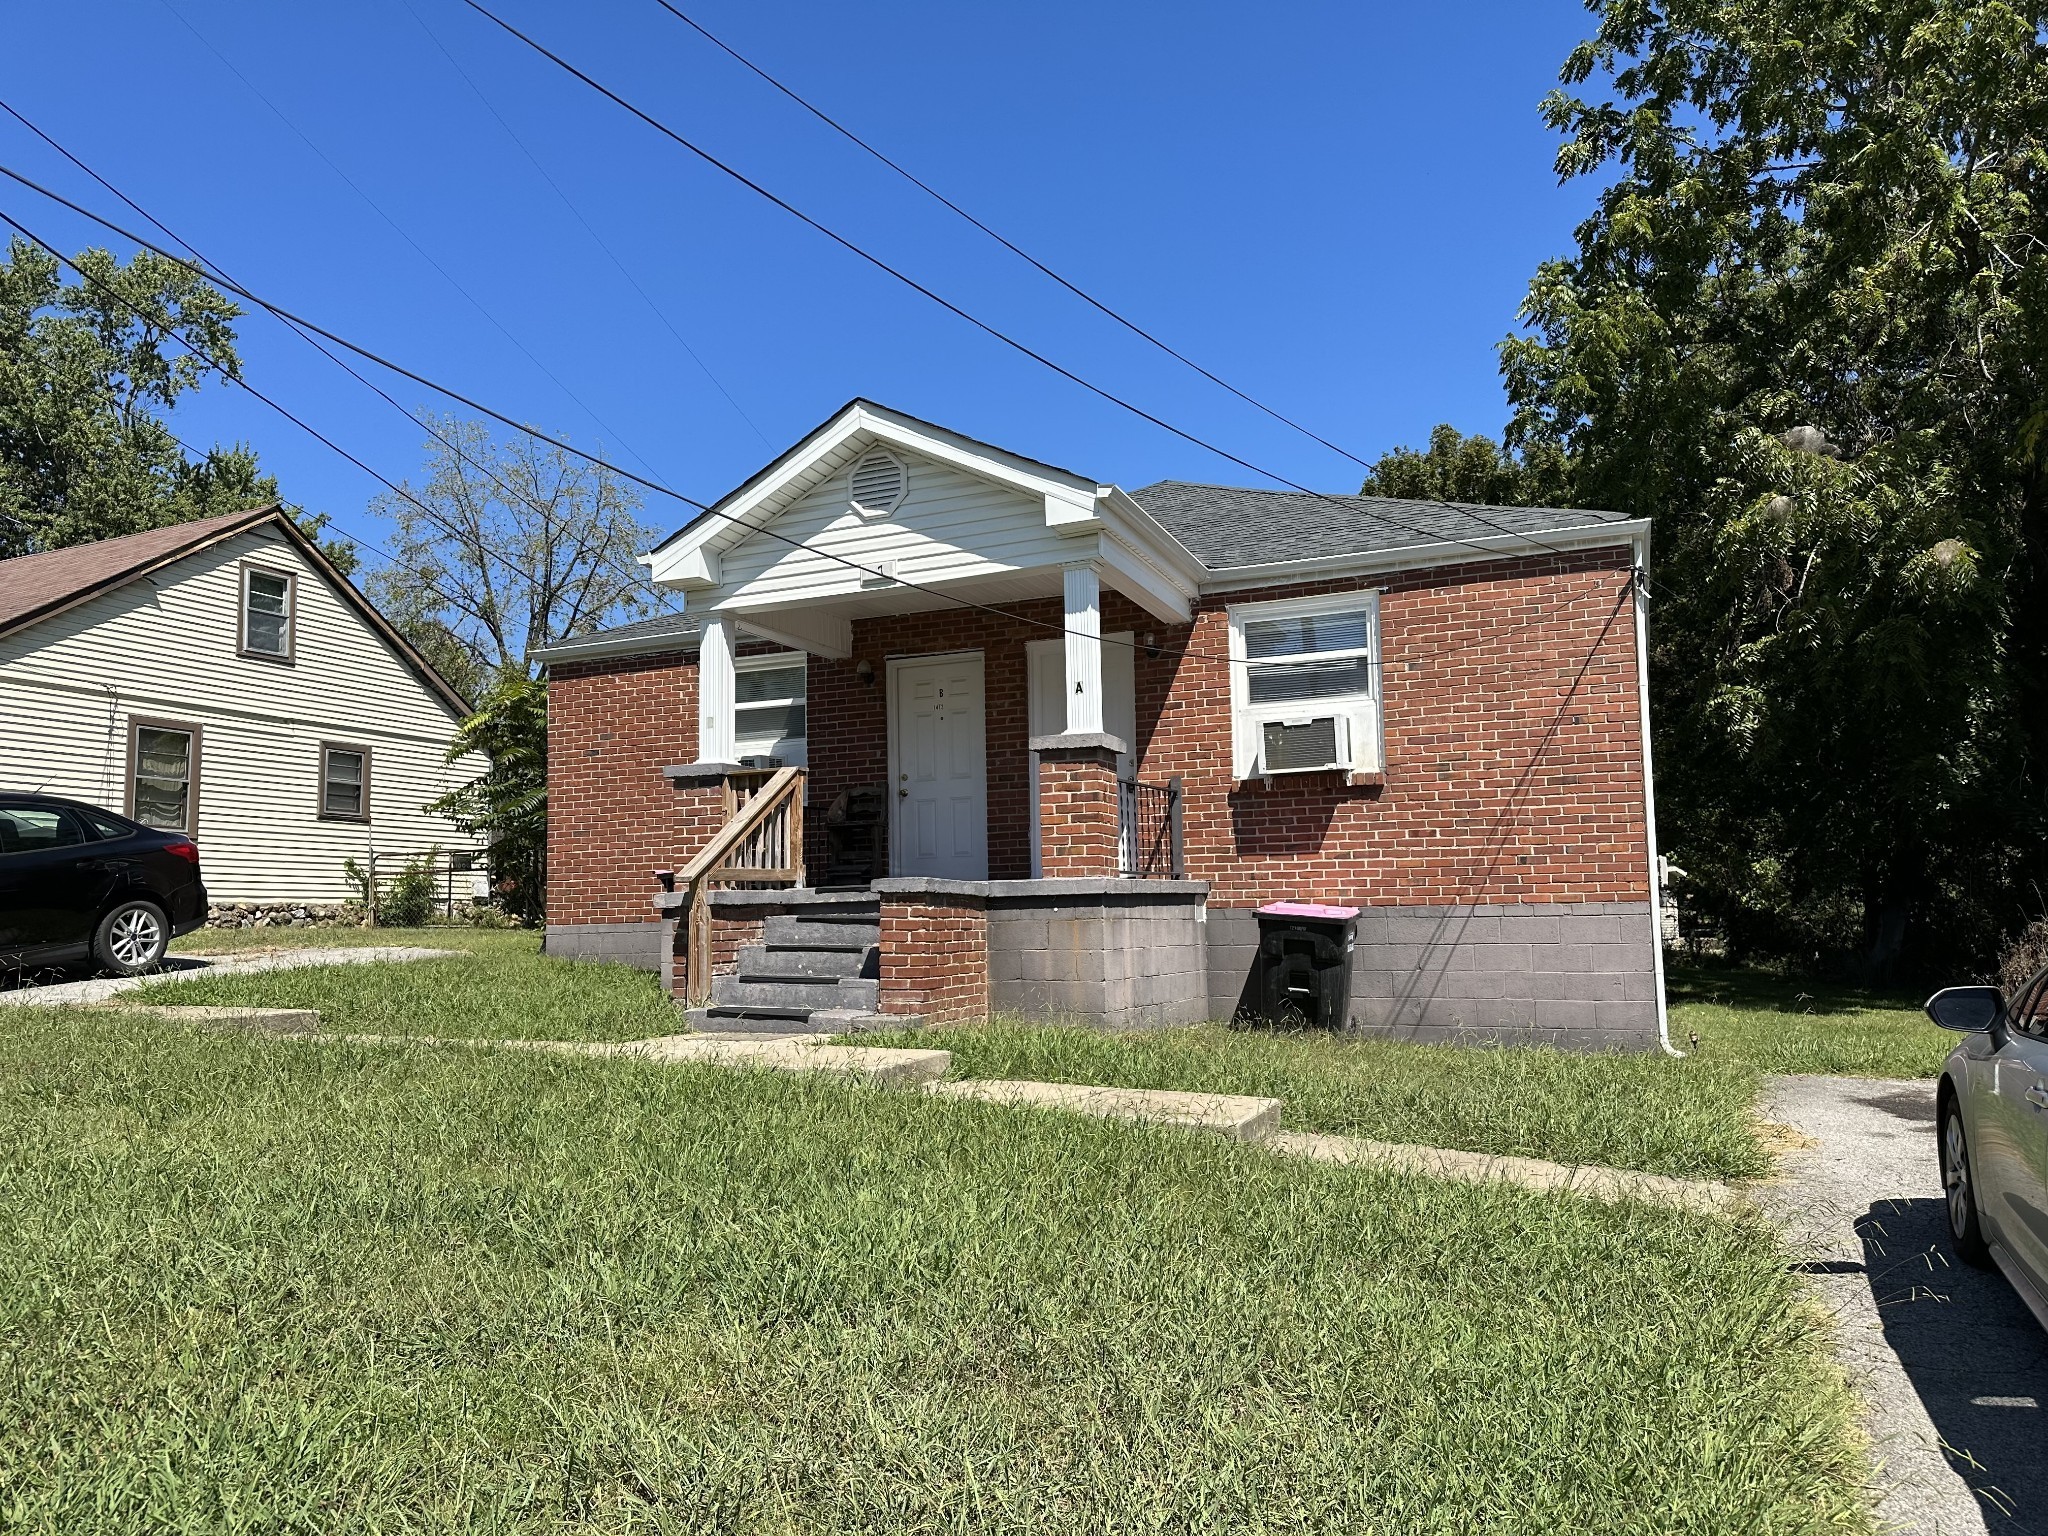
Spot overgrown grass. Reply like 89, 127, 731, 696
135, 933, 676, 1043
860, 1021, 1768, 1181
0, 1007, 1867, 1533
172, 924, 533, 956
1667, 960, 1950, 1078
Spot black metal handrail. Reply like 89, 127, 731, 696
1118, 775, 1185, 878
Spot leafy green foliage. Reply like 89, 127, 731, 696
381, 848, 442, 927
0, 1004, 1867, 1532
1359, 423, 1572, 506
431, 673, 547, 922
1437, 1, 2048, 978
0, 238, 350, 569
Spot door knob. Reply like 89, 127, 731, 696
898, 788, 908, 798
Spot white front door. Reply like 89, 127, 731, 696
1027, 633, 1136, 876
890, 652, 988, 880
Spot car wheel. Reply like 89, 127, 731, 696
1940, 1096, 1992, 1268
94, 899, 168, 977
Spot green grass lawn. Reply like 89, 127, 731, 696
0, 1004, 1868, 1534
861, 1021, 1769, 1182
1667, 960, 1950, 1077
172, 923, 535, 956
139, 930, 677, 1043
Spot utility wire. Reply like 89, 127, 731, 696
0, 170, 1627, 672
647, 0, 1369, 471
460, 0, 1601, 573
0, 95, 682, 621
0, 207, 633, 671
396, 0, 770, 449
154, 0, 669, 485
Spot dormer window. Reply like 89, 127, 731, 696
240, 563, 295, 661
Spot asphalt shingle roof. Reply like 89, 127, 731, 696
0, 507, 274, 634
531, 611, 701, 659
1129, 481, 1635, 570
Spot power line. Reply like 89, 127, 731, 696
0, 94, 682, 627
0, 169, 1627, 673
395, 0, 771, 449
0, 207, 636, 674
459, 0, 1599, 573
645, 0, 1370, 472
153, 0, 669, 486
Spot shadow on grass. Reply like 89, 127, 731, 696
1667, 957, 1921, 1017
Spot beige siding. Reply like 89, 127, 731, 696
715, 452, 1067, 604
0, 525, 484, 904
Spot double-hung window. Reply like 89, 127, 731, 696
733, 653, 807, 767
128, 719, 200, 831
1228, 592, 1383, 778
240, 563, 295, 660
320, 745, 370, 821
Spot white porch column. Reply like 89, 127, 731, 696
696, 613, 737, 764
1062, 563, 1104, 736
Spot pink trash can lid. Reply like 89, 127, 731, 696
1257, 900, 1359, 921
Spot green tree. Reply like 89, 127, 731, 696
0, 238, 352, 570
1359, 424, 1571, 506
1492, 0, 2047, 978
430, 673, 547, 923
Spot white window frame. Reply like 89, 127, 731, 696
239, 561, 296, 662
1227, 589, 1383, 778
733, 651, 807, 767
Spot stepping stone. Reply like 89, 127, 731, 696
924, 1078, 1284, 1142
94, 1003, 324, 1035
1266, 1130, 1742, 1214
598, 1034, 951, 1086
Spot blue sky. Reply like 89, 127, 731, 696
1, 0, 1600, 561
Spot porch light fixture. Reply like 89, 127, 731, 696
855, 659, 875, 685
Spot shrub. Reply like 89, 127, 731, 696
1999, 918, 2048, 995
380, 850, 441, 928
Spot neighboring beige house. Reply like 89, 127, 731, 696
0, 506, 483, 908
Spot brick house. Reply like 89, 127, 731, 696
537, 400, 1670, 1050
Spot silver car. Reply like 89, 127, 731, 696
1930, 971, 2048, 1331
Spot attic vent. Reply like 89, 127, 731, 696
848, 448, 908, 517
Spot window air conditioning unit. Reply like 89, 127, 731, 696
1258, 715, 1348, 775
739, 755, 783, 770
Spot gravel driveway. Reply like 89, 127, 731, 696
1762, 1075, 2048, 1535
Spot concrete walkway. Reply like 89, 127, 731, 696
0, 947, 458, 1007
1760, 1075, 2048, 1535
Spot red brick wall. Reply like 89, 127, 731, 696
552, 546, 1649, 923
878, 894, 989, 1022
547, 648, 699, 925
1035, 747, 1122, 877
1162, 550, 1649, 906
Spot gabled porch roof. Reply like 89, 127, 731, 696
642, 399, 1207, 658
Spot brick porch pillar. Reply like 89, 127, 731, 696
1031, 732, 1125, 877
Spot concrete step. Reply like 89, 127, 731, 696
739, 943, 873, 979
764, 913, 881, 948
713, 975, 881, 1011
686, 1006, 818, 1035
619, 1034, 951, 1085
923, 1078, 1284, 1142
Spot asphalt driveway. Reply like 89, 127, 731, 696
1762, 1075, 2048, 1535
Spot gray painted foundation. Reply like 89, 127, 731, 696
1206, 900, 1660, 1049
986, 885, 1210, 1028
544, 920, 668, 972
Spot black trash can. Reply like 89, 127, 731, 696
1249, 901, 1359, 1028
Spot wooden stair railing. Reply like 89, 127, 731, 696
679, 766, 806, 1006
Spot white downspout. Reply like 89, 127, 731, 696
1632, 534, 1679, 1056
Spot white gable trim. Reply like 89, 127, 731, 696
646, 402, 1104, 591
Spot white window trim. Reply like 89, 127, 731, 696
1226, 589, 1383, 778
733, 650, 807, 766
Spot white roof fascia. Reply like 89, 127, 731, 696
1195, 518, 1651, 593
1097, 485, 1208, 587
1093, 530, 1195, 625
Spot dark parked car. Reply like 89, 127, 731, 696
1929, 970, 2048, 1334
0, 792, 207, 977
